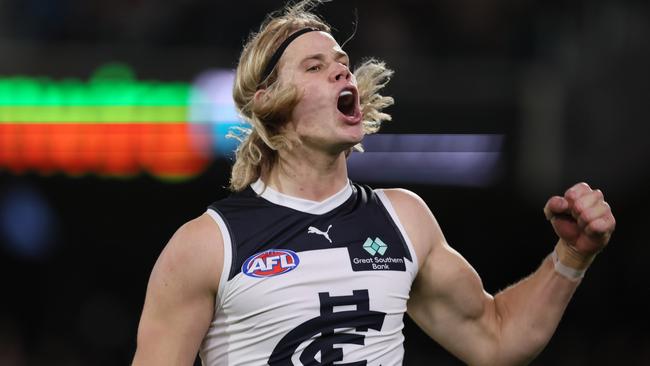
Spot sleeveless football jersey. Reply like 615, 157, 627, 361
199, 180, 418, 366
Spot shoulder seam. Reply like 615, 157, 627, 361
205, 208, 237, 303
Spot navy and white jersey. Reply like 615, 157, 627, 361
199, 180, 419, 366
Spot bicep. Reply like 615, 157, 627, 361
383, 188, 501, 364
133, 214, 223, 366
407, 242, 500, 365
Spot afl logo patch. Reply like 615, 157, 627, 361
242, 249, 300, 278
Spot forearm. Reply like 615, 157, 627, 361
491, 241, 592, 365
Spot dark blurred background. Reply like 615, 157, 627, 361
1, 0, 649, 365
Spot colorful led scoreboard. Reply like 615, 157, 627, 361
0, 63, 241, 181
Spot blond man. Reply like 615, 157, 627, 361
132, 1, 616, 365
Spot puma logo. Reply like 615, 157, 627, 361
307, 224, 333, 243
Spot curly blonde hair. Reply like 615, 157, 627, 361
229, 0, 394, 191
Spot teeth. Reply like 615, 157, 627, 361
339, 90, 353, 97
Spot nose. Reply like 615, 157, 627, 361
331, 63, 351, 82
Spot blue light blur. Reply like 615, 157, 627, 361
348, 134, 504, 186
189, 69, 242, 159
0, 184, 57, 259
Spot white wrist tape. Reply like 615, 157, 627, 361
551, 249, 587, 281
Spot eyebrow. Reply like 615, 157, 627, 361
299, 50, 349, 65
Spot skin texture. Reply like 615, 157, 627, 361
132, 214, 223, 365
387, 183, 614, 365
132, 31, 616, 366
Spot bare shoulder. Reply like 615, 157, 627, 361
170, 213, 224, 251
133, 213, 224, 365
380, 188, 446, 268
153, 213, 224, 294
381, 188, 429, 212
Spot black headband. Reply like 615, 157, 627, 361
259, 27, 319, 87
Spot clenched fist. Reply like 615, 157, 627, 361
543, 182, 616, 267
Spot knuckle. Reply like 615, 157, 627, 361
605, 203, 613, 215
578, 182, 591, 189
604, 213, 615, 227
602, 201, 612, 213
589, 220, 602, 232
567, 182, 591, 198
574, 182, 590, 193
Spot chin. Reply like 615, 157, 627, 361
336, 134, 364, 151
351, 131, 366, 145
341, 122, 365, 140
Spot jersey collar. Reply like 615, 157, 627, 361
250, 179, 353, 215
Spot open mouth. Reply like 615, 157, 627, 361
337, 89, 357, 117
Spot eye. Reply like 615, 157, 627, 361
307, 65, 322, 72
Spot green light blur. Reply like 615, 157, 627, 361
1, 106, 187, 123
0, 63, 192, 123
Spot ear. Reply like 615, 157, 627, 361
254, 88, 267, 105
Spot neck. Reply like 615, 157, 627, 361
263, 143, 350, 201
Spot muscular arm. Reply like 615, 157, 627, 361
384, 185, 614, 366
410, 239, 578, 365
132, 213, 223, 366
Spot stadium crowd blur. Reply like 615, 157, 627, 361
1, 0, 649, 364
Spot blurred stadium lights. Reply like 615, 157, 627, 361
0, 63, 503, 186
0, 63, 236, 181
349, 134, 504, 186
189, 69, 242, 160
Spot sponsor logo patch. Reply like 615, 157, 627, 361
349, 237, 406, 272
363, 237, 388, 256
242, 249, 300, 278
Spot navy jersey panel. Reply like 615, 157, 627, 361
209, 183, 413, 281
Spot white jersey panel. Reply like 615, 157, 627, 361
201, 247, 416, 366
199, 182, 419, 366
